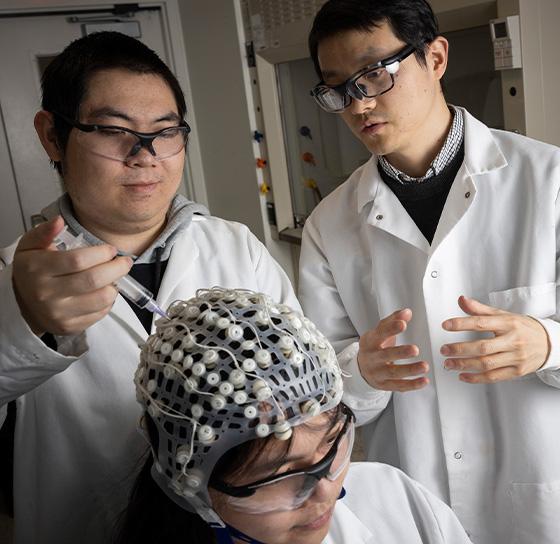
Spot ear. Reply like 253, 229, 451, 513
34, 110, 63, 162
426, 36, 449, 81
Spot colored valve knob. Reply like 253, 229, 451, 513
253, 130, 265, 143
299, 126, 312, 139
256, 158, 268, 169
302, 152, 316, 166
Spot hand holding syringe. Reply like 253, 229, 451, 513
53, 227, 169, 319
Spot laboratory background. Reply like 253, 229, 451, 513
0, 0, 558, 541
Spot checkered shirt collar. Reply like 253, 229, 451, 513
377, 105, 464, 184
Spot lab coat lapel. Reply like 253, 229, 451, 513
430, 108, 507, 254
357, 109, 507, 257
429, 163, 476, 254
109, 295, 147, 346
357, 159, 430, 253
153, 231, 200, 329
459, 107, 508, 175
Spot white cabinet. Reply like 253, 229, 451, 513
499, 0, 560, 147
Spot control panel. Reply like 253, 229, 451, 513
490, 15, 522, 70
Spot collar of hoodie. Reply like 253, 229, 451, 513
41, 192, 209, 264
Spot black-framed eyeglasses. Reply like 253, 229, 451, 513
310, 44, 416, 113
52, 111, 191, 163
210, 405, 355, 514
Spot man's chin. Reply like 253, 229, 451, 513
362, 140, 392, 157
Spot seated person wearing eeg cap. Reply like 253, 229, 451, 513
115, 288, 472, 544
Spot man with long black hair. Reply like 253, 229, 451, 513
299, 1, 560, 543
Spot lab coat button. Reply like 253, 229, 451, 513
454, 451, 462, 460
465, 191, 471, 199
431, 270, 438, 278
376, 214, 383, 221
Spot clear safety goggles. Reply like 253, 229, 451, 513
310, 44, 416, 113
52, 111, 190, 162
210, 407, 355, 514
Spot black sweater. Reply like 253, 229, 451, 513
378, 142, 465, 244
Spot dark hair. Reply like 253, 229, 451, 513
112, 414, 286, 544
41, 31, 186, 175
308, 0, 439, 79
113, 404, 344, 544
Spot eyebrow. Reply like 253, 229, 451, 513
321, 47, 388, 81
86, 107, 181, 124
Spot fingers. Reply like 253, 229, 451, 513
364, 361, 430, 392
384, 307, 412, 323
440, 299, 550, 384
358, 309, 429, 393
16, 216, 65, 252
67, 287, 120, 318
381, 377, 430, 392
458, 366, 522, 384
51, 256, 133, 297
442, 314, 511, 335
22, 244, 119, 276
358, 342, 419, 369
385, 344, 420, 361
440, 335, 510, 359
12, 227, 132, 336
375, 361, 430, 381
443, 351, 512, 372
44, 286, 119, 321
53, 245, 121, 276
359, 357, 430, 392
361, 308, 412, 351
370, 361, 430, 393
17, 283, 120, 337
442, 296, 510, 334
457, 295, 507, 317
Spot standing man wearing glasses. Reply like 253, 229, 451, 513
0, 32, 297, 544
299, 1, 560, 543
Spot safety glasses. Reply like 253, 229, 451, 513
210, 406, 355, 514
310, 44, 416, 113
52, 111, 190, 162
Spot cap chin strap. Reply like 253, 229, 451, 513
211, 523, 267, 544
210, 487, 347, 544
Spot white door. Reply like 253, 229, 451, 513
0, 7, 178, 246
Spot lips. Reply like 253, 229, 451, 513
123, 180, 160, 186
296, 506, 334, 531
360, 118, 388, 136
361, 119, 386, 132
121, 181, 161, 195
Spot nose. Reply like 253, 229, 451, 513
348, 95, 377, 116
125, 145, 157, 167
308, 476, 339, 503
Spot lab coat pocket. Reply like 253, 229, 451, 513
509, 480, 560, 544
488, 282, 556, 318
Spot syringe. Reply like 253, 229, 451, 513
53, 226, 169, 319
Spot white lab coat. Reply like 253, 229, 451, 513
325, 462, 472, 543
0, 216, 299, 544
299, 108, 560, 544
